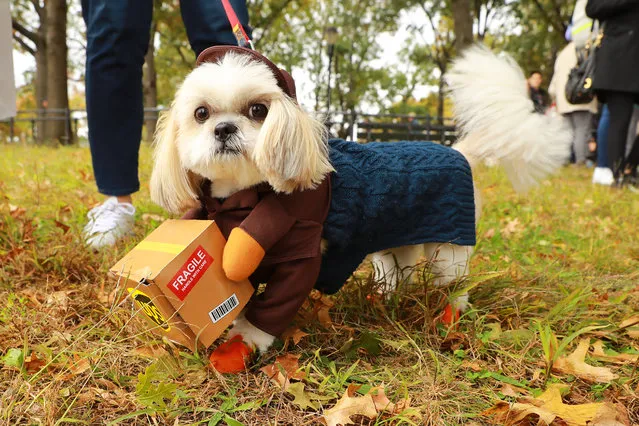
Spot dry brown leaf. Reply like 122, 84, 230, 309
54, 220, 70, 234
281, 327, 309, 347
501, 218, 522, 238
499, 384, 529, 398
619, 316, 639, 340
483, 228, 496, 239
69, 355, 91, 376
142, 213, 165, 222
130, 345, 168, 358
322, 385, 377, 426
24, 353, 47, 374
460, 360, 483, 372
45, 290, 74, 312
619, 316, 639, 329
590, 341, 638, 364
483, 384, 628, 426
553, 339, 619, 383
9, 204, 26, 218
260, 353, 305, 389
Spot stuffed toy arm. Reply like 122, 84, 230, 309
223, 194, 296, 281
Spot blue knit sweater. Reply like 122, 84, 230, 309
315, 139, 476, 294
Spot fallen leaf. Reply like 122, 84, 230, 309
142, 213, 165, 223
322, 385, 377, 426
553, 339, 619, 383
68, 355, 91, 376
9, 204, 26, 218
461, 360, 483, 372
501, 218, 522, 239
260, 354, 305, 389
24, 353, 47, 374
368, 386, 395, 412
281, 327, 309, 348
130, 345, 168, 358
45, 290, 74, 312
483, 384, 628, 426
590, 341, 638, 364
619, 316, 639, 340
483, 228, 496, 239
499, 384, 529, 398
287, 382, 317, 410
54, 220, 70, 234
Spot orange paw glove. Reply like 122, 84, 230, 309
209, 335, 254, 373
223, 227, 265, 282
440, 303, 461, 326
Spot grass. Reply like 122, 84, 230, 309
1, 142, 638, 425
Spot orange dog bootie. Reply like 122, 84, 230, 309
209, 335, 254, 373
440, 303, 461, 326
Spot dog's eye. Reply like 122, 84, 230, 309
249, 103, 268, 120
194, 106, 210, 123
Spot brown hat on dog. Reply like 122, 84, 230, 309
196, 46, 297, 101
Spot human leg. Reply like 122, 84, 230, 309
571, 111, 592, 164
604, 91, 635, 179
81, 0, 153, 248
179, 0, 252, 56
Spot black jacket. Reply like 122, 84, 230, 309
586, 0, 639, 95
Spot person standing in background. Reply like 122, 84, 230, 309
548, 41, 598, 166
586, 0, 639, 187
527, 71, 550, 114
81, 0, 252, 249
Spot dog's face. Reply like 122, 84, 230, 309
150, 52, 333, 214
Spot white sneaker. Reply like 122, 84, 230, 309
592, 167, 614, 186
83, 197, 136, 250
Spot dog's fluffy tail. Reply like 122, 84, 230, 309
446, 45, 572, 192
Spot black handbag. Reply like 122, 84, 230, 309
565, 23, 603, 105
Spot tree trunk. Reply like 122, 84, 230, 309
44, 0, 69, 144
451, 0, 474, 54
143, 28, 158, 143
34, 36, 47, 143
438, 68, 445, 127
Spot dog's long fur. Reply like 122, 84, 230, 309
150, 46, 571, 352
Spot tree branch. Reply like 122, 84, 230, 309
13, 33, 36, 56
29, 0, 45, 22
530, 0, 564, 34
12, 18, 42, 45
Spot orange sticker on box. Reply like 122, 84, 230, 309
128, 288, 171, 331
166, 245, 213, 301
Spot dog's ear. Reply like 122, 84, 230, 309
150, 106, 200, 214
253, 95, 333, 193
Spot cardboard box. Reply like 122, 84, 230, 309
110, 220, 255, 351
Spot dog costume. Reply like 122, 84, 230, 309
184, 138, 476, 337
186, 46, 476, 371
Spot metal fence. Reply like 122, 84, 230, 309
1, 108, 457, 145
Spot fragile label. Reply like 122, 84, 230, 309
167, 245, 213, 301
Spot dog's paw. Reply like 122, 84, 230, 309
227, 316, 276, 353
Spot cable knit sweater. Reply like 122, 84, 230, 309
316, 139, 476, 294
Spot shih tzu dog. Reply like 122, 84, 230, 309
150, 45, 570, 373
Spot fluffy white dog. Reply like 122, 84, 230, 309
150, 45, 570, 372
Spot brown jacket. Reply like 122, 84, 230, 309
183, 179, 330, 336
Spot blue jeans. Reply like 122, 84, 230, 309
81, 0, 251, 196
596, 104, 610, 168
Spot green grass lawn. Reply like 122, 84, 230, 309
1, 143, 638, 425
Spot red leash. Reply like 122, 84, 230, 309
220, 0, 253, 49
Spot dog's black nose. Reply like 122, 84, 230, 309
214, 122, 238, 141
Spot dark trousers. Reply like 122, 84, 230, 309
81, 0, 251, 196
602, 91, 639, 177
